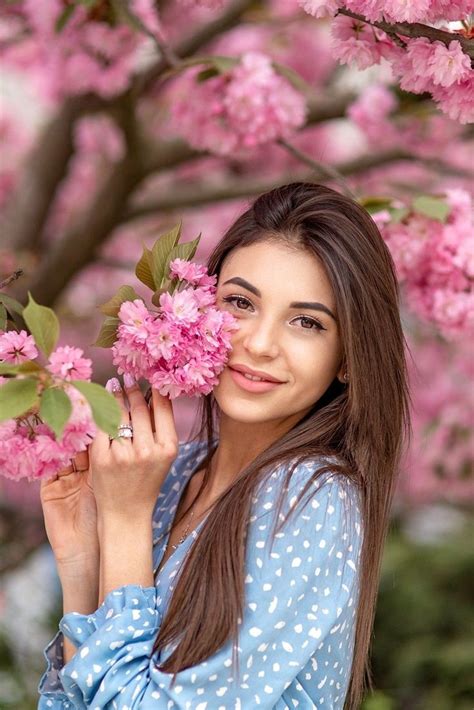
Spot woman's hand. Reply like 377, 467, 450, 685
90, 377, 179, 523
40, 449, 98, 573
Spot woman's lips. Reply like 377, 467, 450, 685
229, 367, 284, 393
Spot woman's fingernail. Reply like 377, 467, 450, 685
105, 377, 121, 393
123, 373, 136, 388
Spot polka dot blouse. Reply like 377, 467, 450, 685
38, 438, 363, 709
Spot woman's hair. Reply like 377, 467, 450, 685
151, 182, 412, 709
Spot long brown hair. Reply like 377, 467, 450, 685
151, 182, 412, 708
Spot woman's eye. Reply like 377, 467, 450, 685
222, 295, 252, 311
295, 316, 325, 332
221, 296, 325, 332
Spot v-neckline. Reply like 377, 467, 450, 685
153, 439, 218, 582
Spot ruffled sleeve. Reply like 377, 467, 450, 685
37, 630, 74, 708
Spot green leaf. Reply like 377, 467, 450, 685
197, 67, 220, 82
0, 362, 21, 376
271, 61, 313, 95
99, 285, 142, 317
360, 196, 393, 214
71, 380, 121, 438
0, 360, 42, 377
150, 223, 182, 289
135, 244, 156, 291
92, 316, 120, 348
23, 292, 59, 358
167, 235, 201, 263
0, 378, 38, 421
55, 4, 76, 32
159, 55, 238, 84
39, 387, 72, 439
151, 287, 169, 308
0, 304, 6, 331
0, 293, 24, 316
211, 56, 239, 73
163, 235, 201, 281
412, 195, 450, 223
388, 206, 410, 223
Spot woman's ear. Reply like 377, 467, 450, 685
336, 365, 348, 384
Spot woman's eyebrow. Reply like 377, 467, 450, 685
222, 276, 337, 322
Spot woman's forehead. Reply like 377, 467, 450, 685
218, 243, 334, 303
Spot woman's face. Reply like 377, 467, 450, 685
213, 241, 346, 429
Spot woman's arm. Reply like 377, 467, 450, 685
98, 513, 155, 605
59, 564, 100, 663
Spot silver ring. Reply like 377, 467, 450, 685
113, 424, 134, 440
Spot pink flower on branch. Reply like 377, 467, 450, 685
0, 330, 38, 363
111, 281, 239, 399
48, 345, 93, 381
0, 384, 96, 482
376, 188, 474, 340
171, 51, 307, 156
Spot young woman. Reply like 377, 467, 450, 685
38, 182, 411, 709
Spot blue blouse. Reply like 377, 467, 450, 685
38, 438, 363, 709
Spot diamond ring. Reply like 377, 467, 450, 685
113, 424, 134, 440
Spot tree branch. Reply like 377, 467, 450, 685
2, 0, 255, 255
0, 270, 24, 290
124, 148, 421, 219
277, 138, 357, 199
13, 96, 144, 307
133, 0, 255, 94
338, 7, 474, 63
0, 95, 106, 252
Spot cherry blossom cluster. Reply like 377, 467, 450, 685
300, 2, 473, 123
0, 0, 161, 100
397, 331, 474, 505
170, 51, 308, 156
111, 258, 239, 398
300, 0, 473, 22
374, 189, 474, 340
0, 333, 96, 481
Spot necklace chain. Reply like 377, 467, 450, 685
170, 503, 197, 550
156, 452, 217, 565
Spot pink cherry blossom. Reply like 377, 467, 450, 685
48, 345, 93, 381
0, 383, 96, 482
378, 188, 474, 340
396, 331, 474, 505
298, 0, 339, 17
171, 51, 307, 156
169, 258, 209, 285
0, 330, 38, 363
428, 40, 471, 87
331, 15, 386, 70
109, 262, 239, 399
159, 290, 201, 323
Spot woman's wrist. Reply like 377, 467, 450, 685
62, 579, 99, 616
56, 555, 99, 584
98, 514, 155, 603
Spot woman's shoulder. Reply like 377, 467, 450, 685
251, 453, 363, 534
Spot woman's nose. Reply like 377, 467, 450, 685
242, 320, 279, 359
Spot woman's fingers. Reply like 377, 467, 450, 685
90, 377, 130, 460
124, 377, 155, 449
74, 450, 89, 471
44, 449, 91, 484
151, 386, 179, 453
